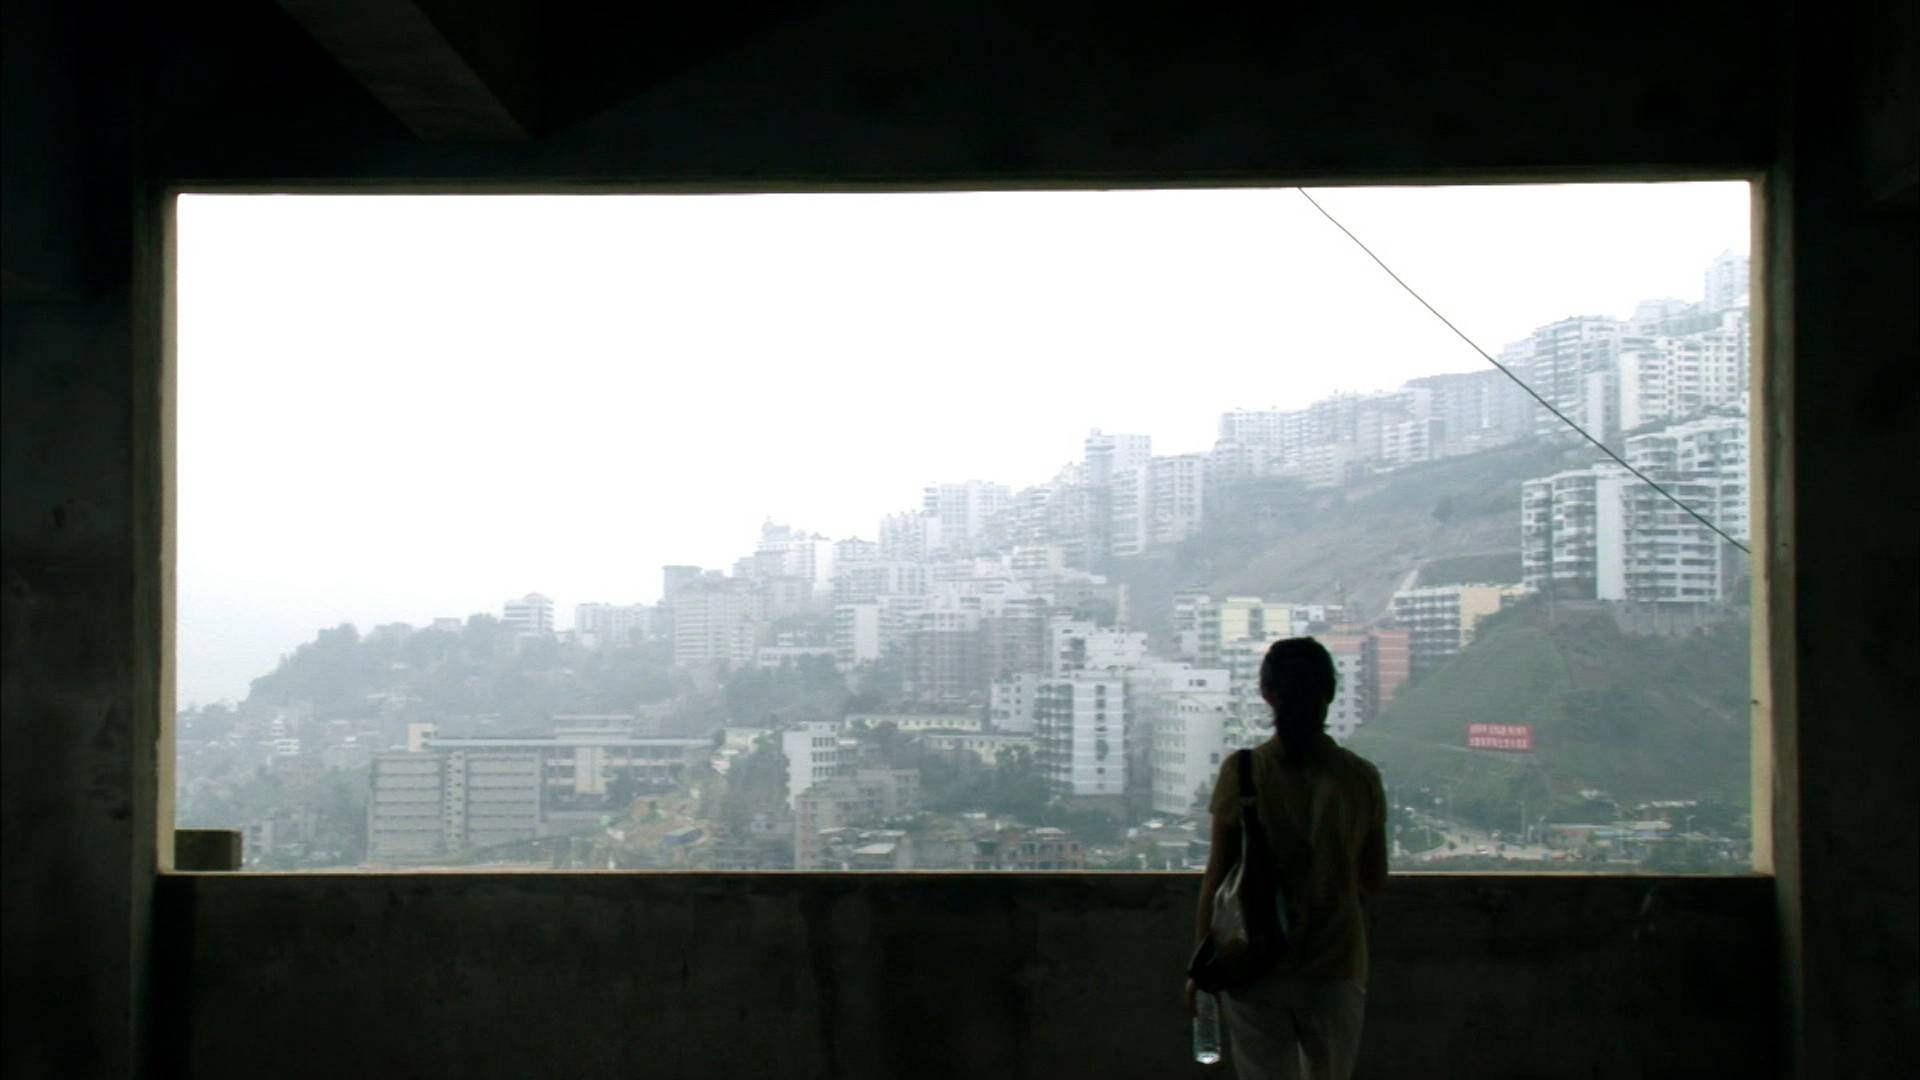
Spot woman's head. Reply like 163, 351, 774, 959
1259, 637, 1338, 734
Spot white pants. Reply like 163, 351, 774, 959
1221, 975, 1367, 1080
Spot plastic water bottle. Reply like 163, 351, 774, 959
1193, 990, 1223, 1064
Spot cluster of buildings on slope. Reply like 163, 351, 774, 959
219, 253, 1755, 868
554, 250, 1752, 665
1211, 252, 1749, 488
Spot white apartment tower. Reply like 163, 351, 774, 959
1703, 250, 1751, 313
574, 602, 649, 648
1511, 316, 1626, 441
1522, 464, 1729, 603
1082, 429, 1152, 487
1034, 674, 1128, 798
878, 510, 943, 562
502, 593, 555, 636
989, 672, 1044, 734
1624, 413, 1751, 546
1195, 596, 1287, 669
921, 480, 1013, 555
782, 720, 850, 807
670, 581, 763, 668
1109, 463, 1151, 559
1148, 453, 1208, 546
1138, 663, 1231, 818
1617, 312, 1749, 432
832, 603, 882, 667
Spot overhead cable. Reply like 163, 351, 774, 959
1295, 187, 1751, 555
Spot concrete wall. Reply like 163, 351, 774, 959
3, 1, 1914, 1078
159, 873, 1775, 1080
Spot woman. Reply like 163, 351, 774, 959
1187, 637, 1389, 1080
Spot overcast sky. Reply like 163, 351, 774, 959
175, 182, 1749, 704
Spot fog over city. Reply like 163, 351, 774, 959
177, 183, 1749, 706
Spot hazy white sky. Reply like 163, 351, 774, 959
176, 182, 1749, 704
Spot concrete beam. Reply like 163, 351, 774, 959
275, 0, 533, 142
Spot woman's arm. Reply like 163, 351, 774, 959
1359, 822, 1389, 894
1193, 814, 1241, 945
1359, 764, 1389, 894
1187, 812, 1242, 1017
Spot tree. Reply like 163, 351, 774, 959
716, 742, 789, 834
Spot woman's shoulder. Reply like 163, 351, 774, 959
1329, 744, 1385, 785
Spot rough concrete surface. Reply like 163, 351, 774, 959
160, 873, 1775, 1080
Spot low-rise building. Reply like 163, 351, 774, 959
970, 825, 1086, 870
792, 774, 916, 869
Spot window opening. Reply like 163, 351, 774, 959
171, 184, 1759, 873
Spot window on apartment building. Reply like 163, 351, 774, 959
173, 183, 1759, 874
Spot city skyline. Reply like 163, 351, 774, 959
177, 184, 1750, 703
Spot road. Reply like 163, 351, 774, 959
1398, 813, 1560, 864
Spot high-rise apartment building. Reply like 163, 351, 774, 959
1137, 663, 1231, 817
1109, 463, 1151, 559
901, 609, 986, 705
1390, 584, 1527, 673
981, 606, 1049, 682
1510, 316, 1628, 441
833, 560, 929, 604
670, 579, 763, 667
782, 720, 850, 807
1361, 628, 1411, 719
1403, 369, 1530, 454
1148, 453, 1208, 546
574, 602, 649, 648
878, 510, 943, 562
1617, 310, 1749, 432
1317, 634, 1370, 743
1079, 430, 1153, 564
751, 522, 837, 598
1082, 429, 1152, 487
1624, 412, 1751, 545
1082, 627, 1150, 671
1703, 250, 1751, 313
921, 480, 1012, 555
989, 672, 1044, 734
832, 603, 882, 668
501, 593, 554, 637
1195, 596, 1287, 668
1522, 465, 1728, 603
1034, 674, 1127, 798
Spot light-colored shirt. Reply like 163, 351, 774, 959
1209, 732, 1386, 980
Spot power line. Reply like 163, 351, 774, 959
1294, 187, 1751, 555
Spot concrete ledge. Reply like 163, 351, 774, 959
173, 830, 242, 872
155, 872, 1775, 1079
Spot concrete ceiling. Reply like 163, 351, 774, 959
274, 0, 811, 142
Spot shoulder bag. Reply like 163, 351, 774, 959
1186, 748, 1290, 992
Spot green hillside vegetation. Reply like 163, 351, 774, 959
1112, 438, 1587, 634
1349, 597, 1751, 833
243, 615, 688, 729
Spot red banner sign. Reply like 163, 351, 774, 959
1467, 723, 1534, 751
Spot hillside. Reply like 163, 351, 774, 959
1347, 598, 1752, 831
1111, 438, 1587, 635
